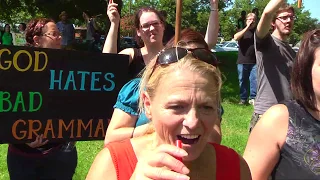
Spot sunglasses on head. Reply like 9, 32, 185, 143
157, 47, 218, 67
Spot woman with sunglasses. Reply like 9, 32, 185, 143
104, 0, 220, 145
104, 29, 223, 145
243, 29, 320, 180
87, 36, 251, 180
6, 18, 77, 180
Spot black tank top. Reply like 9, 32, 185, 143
128, 48, 145, 79
272, 100, 320, 179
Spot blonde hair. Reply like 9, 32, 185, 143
246, 13, 256, 19
138, 54, 222, 122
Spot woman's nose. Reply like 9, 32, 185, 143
182, 108, 200, 129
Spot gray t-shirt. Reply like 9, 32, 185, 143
254, 33, 296, 115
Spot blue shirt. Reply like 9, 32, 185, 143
114, 78, 149, 127
56, 21, 75, 46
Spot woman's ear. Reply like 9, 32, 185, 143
136, 29, 141, 37
142, 91, 152, 119
33, 36, 40, 46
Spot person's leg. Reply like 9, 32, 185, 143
237, 64, 249, 104
249, 64, 257, 101
39, 147, 78, 180
7, 147, 38, 180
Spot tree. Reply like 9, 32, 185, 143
0, 0, 110, 30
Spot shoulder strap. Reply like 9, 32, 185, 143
211, 143, 241, 180
106, 140, 138, 180
132, 48, 143, 63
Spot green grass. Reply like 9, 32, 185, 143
0, 51, 253, 180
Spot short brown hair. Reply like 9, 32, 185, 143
291, 29, 320, 111
272, 4, 295, 22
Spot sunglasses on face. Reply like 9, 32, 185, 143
140, 21, 162, 31
276, 15, 296, 22
43, 31, 61, 38
157, 47, 218, 67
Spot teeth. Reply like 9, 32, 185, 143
180, 135, 200, 139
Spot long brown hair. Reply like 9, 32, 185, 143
291, 29, 320, 111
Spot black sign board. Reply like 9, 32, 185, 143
0, 45, 129, 144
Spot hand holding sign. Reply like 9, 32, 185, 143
26, 134, 49, 148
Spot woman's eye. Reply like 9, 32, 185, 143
203, 106, 213, 110
170, 105, 184, 110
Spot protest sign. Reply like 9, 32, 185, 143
0, 45, 129, 143
12, 33, 27, 46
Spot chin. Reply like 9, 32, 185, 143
149, 39, 159, 44
182, 141, 207, 162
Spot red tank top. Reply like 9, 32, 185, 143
106, 140, 240, 180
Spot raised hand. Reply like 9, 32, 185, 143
131, 144, 190, 180
107, 0, 120, 24
26, 134, 49, 148
210, 0, 218, 8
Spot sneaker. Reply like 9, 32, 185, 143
239, 100, 247, 105
249, 99, 255, 105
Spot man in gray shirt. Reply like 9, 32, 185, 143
249, 0, 296, 132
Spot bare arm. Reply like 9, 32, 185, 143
205, 0, 219, 49
243, 104, 288, 180
234, 20, 254, 41
256, 0, 286, 39
86, 148, 117, 180
239, 156, 252, 180
104, 109, 149, 145
103, 2, 120, 53
234, 26, 249, 41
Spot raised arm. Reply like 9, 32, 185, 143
256, 0, 286, 39
103, 1, 120, 53
243, 104, 288, 180
205, 0, 219, 49
234, 19, 254, 41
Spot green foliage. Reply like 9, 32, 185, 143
288, 5, 318, 45
0, 0, 318, 42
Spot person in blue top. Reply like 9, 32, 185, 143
104, 29, 223, 145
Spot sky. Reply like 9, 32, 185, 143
288, 0, 319, 20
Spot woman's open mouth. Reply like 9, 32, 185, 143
177, 134, 201, 145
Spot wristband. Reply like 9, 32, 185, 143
211, 8, 218, 11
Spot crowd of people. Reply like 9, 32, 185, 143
1, 0, 320, 179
